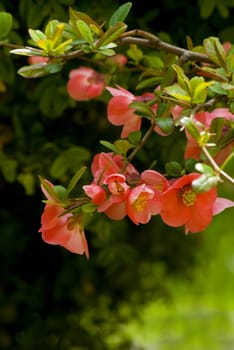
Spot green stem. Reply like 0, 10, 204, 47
127, 122, 156, 164
202, 146, 234, 185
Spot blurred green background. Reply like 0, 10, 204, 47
0, 0, 234, 349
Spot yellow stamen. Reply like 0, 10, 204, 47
133, 194, 147, 211
181, 186, 197, 206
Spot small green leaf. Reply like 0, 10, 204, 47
17, 62, 63, 78
81, 203, 97, 213
136, 77, 162, 90
100, 140, 117, 152
0, 12, 13, 39
114, 139, 131, 155
76, 20, 93, 44
108, 2, 132, 27
192, 80, 213, 104
129, 101, 154, 117
28, 28, 46, 43
172, 64, 191, 95
156, 117, 174, 134
128, 130, 142, 145
192, 174, 218, 193
67, 166, 87, 195
195, 162, 215, 175
10, 47, 45, 56
53, 185, 68, 201
165, 161, 183, 177
180, 117, 200, 139
97, 22, 127, 48
203, 36, 227, 70
164, 85, 191, 103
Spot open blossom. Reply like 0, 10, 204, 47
126, 170, 170, 225
185, 108, 234, 165
127, 184, 159, 224
67, 67, 106, 101
83, 173, 130, 220
160, 173, 234, 233
83, 152, 138, 221
106, 85, 155, 138
39, 180, 89, 257
90, 152, 139, 185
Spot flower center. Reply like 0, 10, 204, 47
181, 186, 197, 206
133, 194, 147, 211
111, 181, 125, 195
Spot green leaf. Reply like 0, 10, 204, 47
53, 185, 68, 201
69, 8, 103, 36
195, 162, 215, 175
129, 101, 154, 117
127, 44, 144, 65
136, 77, 162, 90
203, 36, 227, 70
0, 12, 13, 39
100, 140, 117, 153
156, 117, 174, 134
17, 62, 63, 78
165, 161, 183, 177
192, 81, 212, 104
179, 117, 200, 139
67, 166, 87, 195
28, 28, 46, 43
108, 2, 132, 27
172, 64, 191, 95
10, 47, 45, 56
164, 85, 191, 103
81, 203, 97, 213
114, 139, 131, 155
97, 22, 127, 48
76, 20, 93, 44
128, 130, 142, 145
192, 173, 218, 193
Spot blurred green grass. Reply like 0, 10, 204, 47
114, 207, 234, 350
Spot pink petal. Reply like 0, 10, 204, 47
212, 197, 234, 215
106, 85, 134, 98
63, 227, 89, 258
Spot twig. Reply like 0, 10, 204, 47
202, 146, 234, 185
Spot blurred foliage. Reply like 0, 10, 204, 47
0, 0, 234, 349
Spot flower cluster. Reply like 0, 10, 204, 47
39, 152, 234, 256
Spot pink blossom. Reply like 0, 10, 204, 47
127, 184, 159, 224
28, 56, 48, 64
106, 85, 155, 138
91, 152, 139, 185
184, 108, 234, 164
67, 67, 106, 101
160, 173, 234, 233
107, 54, 128, 67
39, 180, 89, 257
83, 174, 129, 220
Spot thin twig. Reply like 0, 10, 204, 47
202, 146, 234, 185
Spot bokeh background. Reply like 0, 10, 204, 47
0, 1, 234, 349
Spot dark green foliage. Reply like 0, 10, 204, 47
0, 1, 234, 349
